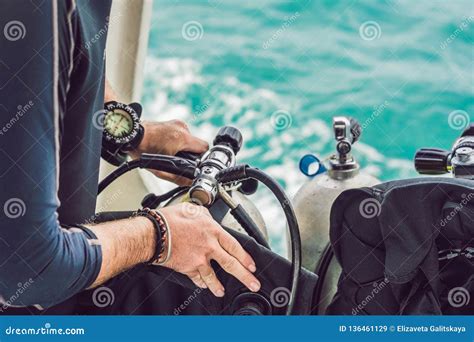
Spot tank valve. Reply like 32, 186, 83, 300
298, 116, 362, 179
414, 124, 474, 179
189, 126, 242, 206
328, 116, 361, 180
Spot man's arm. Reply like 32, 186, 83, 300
104, 79, 118, 103
86, 203, 261, 298
86, 216, 156, 287
103, 80, 209, 185
0, 0, 108, 308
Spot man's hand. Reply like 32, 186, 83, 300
130, 120, 209, 185
158, 203, 261, 297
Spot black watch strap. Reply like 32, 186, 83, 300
101, 101, 145, 165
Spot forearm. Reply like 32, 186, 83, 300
104, 78, 118, 102
86, 216, 157, 287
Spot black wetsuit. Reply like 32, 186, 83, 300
0, 0, 111, 311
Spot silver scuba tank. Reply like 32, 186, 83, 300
292, 116, 380, 314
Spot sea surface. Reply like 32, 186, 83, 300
142, 0, 473, 253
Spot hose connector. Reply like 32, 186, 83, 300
216, 164, 249, 184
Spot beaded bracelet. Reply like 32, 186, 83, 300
154, 210, 172, 265
134, 208, 170, 265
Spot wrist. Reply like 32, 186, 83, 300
132, 121, 152, 156
134, 216, 158, 263
134, 208, 170, 264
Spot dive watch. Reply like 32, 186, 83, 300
101, 101, 145, 166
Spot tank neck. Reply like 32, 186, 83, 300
327, 154, 360, 180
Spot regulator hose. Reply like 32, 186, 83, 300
98, 156, 270, 248
98, 154, 197, 195
216, 165, 302, 316
98, 159, 142, 194
217, 185, 270, 249
230, 204, 270, 249
312, 242, 334, 314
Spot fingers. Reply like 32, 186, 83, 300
218, 230, 257, 273
212, 248, 261, 293
198, 265, 225, 297
183, 136, 209, 154
189, 273, 207, 289
171, 119, 209, 154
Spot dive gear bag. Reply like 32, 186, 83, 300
326, 177, 473, 315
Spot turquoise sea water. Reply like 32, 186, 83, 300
142, 0, 473, 251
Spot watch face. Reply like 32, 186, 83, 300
102, 102, 141, 145
104, 109, 133, 138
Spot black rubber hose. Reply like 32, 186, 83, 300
240, 167, 301, 316
140, 154, 197, 179
93, 210, 135, 223
312, 242, 334, 314
98, 160, 142, 194
230, 204, 270, 249
141, 187, 189, 209
98, 155, 197, 195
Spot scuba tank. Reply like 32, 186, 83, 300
292, 116, 380, 314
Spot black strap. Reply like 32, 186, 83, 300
209, 198, 230, 223
312, 243, 334, 314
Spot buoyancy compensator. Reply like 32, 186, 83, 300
326, 124, 473, 315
